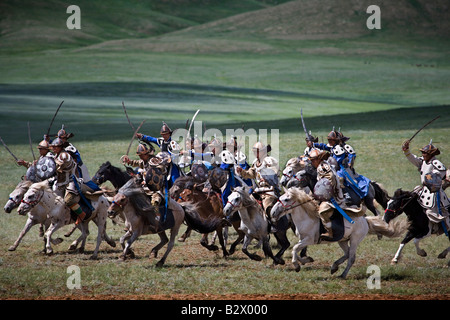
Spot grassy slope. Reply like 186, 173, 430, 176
0, 0, 449, 298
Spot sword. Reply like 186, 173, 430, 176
0, 136, 19, 162
126, 119, 146, 156
27, 122, 36, 161
185, 109, 200, 148
46, 100, 64, 138
408, 115, 440, 142
122, 101, 135, 131
300, 108, 311, 141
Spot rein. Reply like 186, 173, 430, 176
21, 190, 44, 208
277, 197, 314, 212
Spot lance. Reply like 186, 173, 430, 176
122, 101, 135, 131
408, 115, 440, 142
27, 122, 36, 161
126, 119, 146, 156
0, 136, 19, 162
46, 100, 64, 138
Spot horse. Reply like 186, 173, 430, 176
91, 161, 132, 190
280, 157, 306, 187
287, 168, 390, 216
384, 189, 449, 266
170, 175, 245, 256
107, 177, 186, 267
223, 186, 290, 265
271, 186, 407, 278
17, 181, 115, 259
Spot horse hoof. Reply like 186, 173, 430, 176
294, 265, 301, 272
304, 257, 314, 263
274, 258, 285, 265
330, 265, 339, 274
417, 250, 427, 257
107, 240, 116, 248
55, 238, 63, 245
68, 244, 77, 251
437, 252, 447, 259
8, 246, 16, 251
89, 255, 98, 260
155, 261, 164, 268
251, 255, 262, 261
390, 259, 398, 265
178, 237, 186, 242
46, 250, 54, 256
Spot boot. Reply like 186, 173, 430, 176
75, 211, 86, 225
320, 222, 334, 240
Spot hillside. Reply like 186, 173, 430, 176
0, 0, 292, 53
73, 0, 450, 55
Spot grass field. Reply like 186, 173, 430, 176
0, 0, 449, 301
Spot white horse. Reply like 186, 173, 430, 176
107, 178, 186, 267
17, 181, 114, 259
271, 187, 407, 278
223, 186, 285, 265
279, 157, 306, 187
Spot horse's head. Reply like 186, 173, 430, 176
384, 189, 415, 223
92, 161, 112, 185
271, 189, 296, 222
107, 193, 128, 218
280, 166, 295, 186
17, 182, 45, 215
223, 189, 244, 217
4, 180, 32, 213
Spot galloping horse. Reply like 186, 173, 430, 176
170, 175, 245, 257
223, 186, 289, 265
107, 177, 186, 267
17, 181, 115, 259
384, 189, 449, 266
271, 187, 407, 278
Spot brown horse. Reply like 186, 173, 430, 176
170, 176, 245, 257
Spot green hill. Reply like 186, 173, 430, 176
0, 0, 292, 53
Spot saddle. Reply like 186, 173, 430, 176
319, 211, 345, 242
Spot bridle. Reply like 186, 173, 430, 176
20, 190, 44, 208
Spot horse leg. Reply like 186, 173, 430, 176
273, 230, 290, 265
69, 222, 89, 253
391, 231, 415, 264
156, 227, 180, 267
414, 238, 427, 257
215, 227, 229, 257
122, 230, 140, 260
261, 235, 283, 265
9, 217, 38, 251
151, 231, 169, 259
364, 196, 380, 216
292, 239, 309, 272
178, 226, 192, 242
242, 235, 262, 261
64, 224, 78, 237
44, 222, 63, 255
229, 228, 245, 255
200, 233, 219, 251
90, 216, 107, 260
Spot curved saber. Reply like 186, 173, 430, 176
27, 122, 36, 161
0, 137, 19, 162
46, 100, 64, 137
126, 119, 146, 156
300, 108, 309, 139
185, 109, 200, 145
122, 101, 135, 131
408, 115, 440, 142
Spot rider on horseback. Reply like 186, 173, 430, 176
17, 140, 52, 168
402, 139, 450, 229
309, 149, 346, 239
236, 141, 280, 216
57, 125, 90, 181
51, 138, 86, 224
314, 128, 370, 200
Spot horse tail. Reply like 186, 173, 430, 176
365, 216, 409, 238
371, 181, 390, 209
179, 202, 223, 234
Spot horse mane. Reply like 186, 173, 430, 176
30, 180, 52, 192
234, 186, 258, 208
17, 179, 33, 191
287, 187, 319, 213
118, 178, 153, 213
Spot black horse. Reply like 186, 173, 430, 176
384, 189, 449, 266
91, 161, 132, 190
